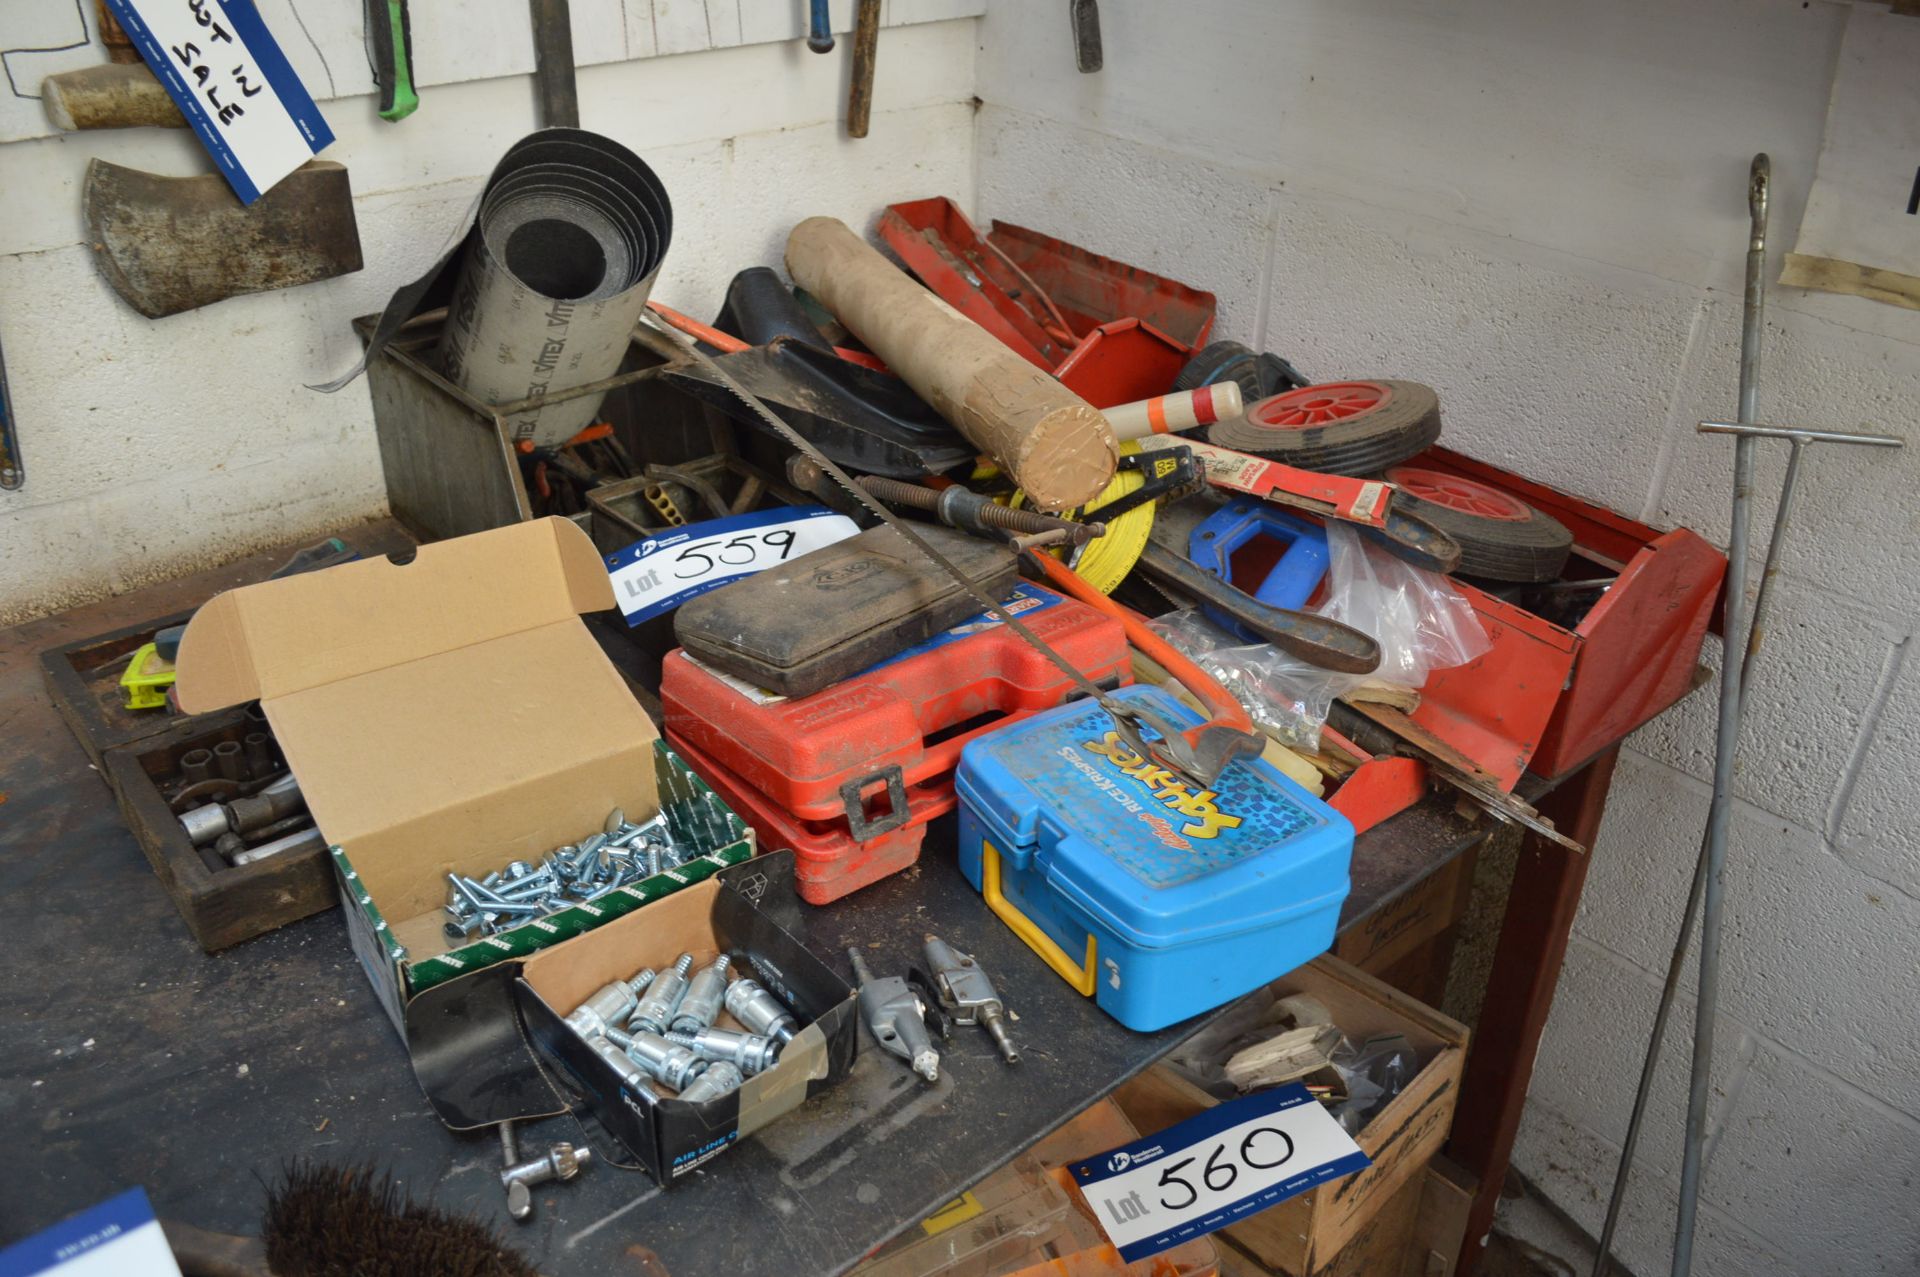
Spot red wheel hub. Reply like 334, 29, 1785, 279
1248, 381, 1391, 430
1387, 467, 1532, 522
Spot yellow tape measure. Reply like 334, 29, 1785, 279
1012, 443, 1154, 594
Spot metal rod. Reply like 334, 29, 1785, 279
0, 329, 20, 490
1698, 420, 1903, 447
1597, 158, 1906, 1277
1670, 152, 1770, 1277
1740, 438, 1802, 684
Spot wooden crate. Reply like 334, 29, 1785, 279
102, 712, 334, 952
1115, 957, 1468, 1275
39, 609, 196, 768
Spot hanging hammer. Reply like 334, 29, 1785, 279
807, 0, 833, 52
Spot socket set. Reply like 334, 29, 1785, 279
560, 952, 802, 1104
443, 808, 691, 941
102, 704, 335, 951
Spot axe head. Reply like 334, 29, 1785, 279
83, 159, 363, 318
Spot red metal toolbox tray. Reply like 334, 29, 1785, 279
661, 584, 1131, 825
877, 197, 1215, 409
667, 730, 936, 905
1408, 447, 1726, 785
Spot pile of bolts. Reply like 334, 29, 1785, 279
563, 952, 802, 1104
444, 808, 689, 940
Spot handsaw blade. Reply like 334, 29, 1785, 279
643, 315, 1234, 787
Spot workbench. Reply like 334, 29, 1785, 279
0, 524, 1612, 1276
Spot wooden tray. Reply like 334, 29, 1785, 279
102, 712, 333, 952
39, 609, 197, 768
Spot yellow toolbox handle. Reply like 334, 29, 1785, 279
982, 842, 1098, 997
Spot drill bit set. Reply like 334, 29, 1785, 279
559, 950, 804, 1104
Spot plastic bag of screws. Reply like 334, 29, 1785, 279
559, 952, 803, 1104
443, 809, 685, 941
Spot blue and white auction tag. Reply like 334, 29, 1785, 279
104, 0, 334, 204
605, 506, 860, 626
1068, 1084, 1370, 1262
0, 1186, 181, 1276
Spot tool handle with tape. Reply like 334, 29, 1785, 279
1104, 383, 1244, 441
367, 0, 419, 121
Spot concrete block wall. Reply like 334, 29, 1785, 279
969, 1, 1918, 1273
0, 7, 979, 623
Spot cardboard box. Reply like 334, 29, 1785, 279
512, 854, 857, 1183
174, 518, 754, 1030
1114, 957, 1468, 1275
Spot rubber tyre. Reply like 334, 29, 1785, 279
1173, 340, 1309, 402
1209, 379, 1442, 474
1382, 465, 1574, 583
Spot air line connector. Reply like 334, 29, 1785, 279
848, 947, 939, 1083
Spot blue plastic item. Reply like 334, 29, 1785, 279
1188, 502, 1330, 641
955, 683, 1353, 1031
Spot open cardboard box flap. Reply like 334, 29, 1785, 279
174, 518, 661, 921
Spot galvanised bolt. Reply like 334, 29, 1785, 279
611, 813, 668, 849
671, 956, 731, 1034
630, 954, 693, 1034
666, 1025, 781, 1076
500, 1142, 590, 1223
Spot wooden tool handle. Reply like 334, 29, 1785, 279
847, 0, 882, 137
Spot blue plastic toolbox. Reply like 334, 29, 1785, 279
956, 683, 1353, 1031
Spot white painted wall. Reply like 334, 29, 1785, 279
0, 4, 979, 622
970, 1, 1919, 1274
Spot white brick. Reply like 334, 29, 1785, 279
1574, 749, 1713, 972
1713, 813, 1920, 1116
0, 438, 385, 625
1525, 938, 1752, 1184
1834, 652, 1920, 897
1709, 1046, 1920, 1275
977, 108, 1277, 347
976, 0, 1842, 293
1644, 299, 1920, 620
1258, 190, 1703, 518
1513, 1100, 1795, 1277
1627, 578, 1902, 830
1577, 750, 1920, 1113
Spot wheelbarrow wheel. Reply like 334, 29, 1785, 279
1382, 466, 1574, 583
1209, 379, 1441, 474
1173, 340, 1309, 402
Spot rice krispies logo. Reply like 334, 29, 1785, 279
1078, 731, 1244, 841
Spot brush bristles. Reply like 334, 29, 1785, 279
264, 1162, 538, 1277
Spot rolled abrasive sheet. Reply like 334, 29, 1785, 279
318, 129, 672, 447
